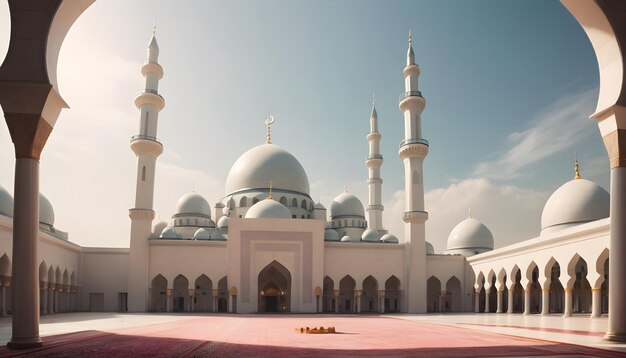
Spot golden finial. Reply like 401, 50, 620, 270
468, 208, 472, 219
152, 20, 157, 35
265, 115, 275, 144
268, 181, 273, 199
574, 152, 581, 179
409, 29, 413, 46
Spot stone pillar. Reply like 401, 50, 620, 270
334, 290, 339, 313
189, 290, 195, 312
563, 288, 573, 317
507, 287, 514, 314
496, 290, 503, 313
523, 289, 531, 315
379, 291, 385, 313
484, 290, 490, 313
41, 284, 48, 315
606, 166, 626, 338
212, 290, 219, 312
54, 289, 59, 313
541, 289, 550, 316
591, 288, 602, 318
356, 291, 362, 313
166, 289, 172, 312
0, 285, 6, 316
474, 291, 480, 313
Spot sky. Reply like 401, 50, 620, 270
0, 0, 607, 252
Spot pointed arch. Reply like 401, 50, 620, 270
279, 196, 288, 206
239, 196, 248, 207
173, 274, 190, 312
217, 276, 228, 312
258, 260, 291, 312
194, 274, 213, 312
151, 274, 168, 312
0, 254, 10, 277
47, 266, 55, 284
445, 276, 462, 312
427, 276, 442, 312
362, 275, 378, 312
323, 276, 335, 313
38, 261, 47, 282
385, 275, 401, 313
339, 275, 356, 313
570, 255, 592, 313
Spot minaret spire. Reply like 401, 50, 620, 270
399, 30, 428, 313
574, 153, 582, 179
366, 97, 385, 233
127, 28, 166, 312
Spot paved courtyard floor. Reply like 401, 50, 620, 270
0, 313, 625, 357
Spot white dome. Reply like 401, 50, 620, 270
324, 228, 340, 241
541, 178, 609, 231
0, 185, 13, 217
211, 231, 226, 241
447, 218, 494, 252
340, 234, 359, 242
330, 192, 365, 218
314, 202, 326, 210
225, 143, 310, 196
426, 241, 435, 255
245, 199, 292, 219
175, 192, 211, 218
39, 193, 55, 226
361, 228, 381, 242
159, 226, 181, 239
217, 216, 229, 229
152, 221, 168, 236
193, 228, 212, 240
379, 234, 399, 243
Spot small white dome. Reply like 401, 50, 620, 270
159, 226, 181, 239
314, 202, 326, 210
211, 231, 227, 241
175, 192, 211, 218
152, 221, 168, 236
379, 234, 399, 243
245, 199, 292, 219
193, 228, 212, 240
39, 193, 55, 226
361, 228, 381, 242
217, 216, 230, 229
541, 178, 609, 231
324, 228, 340, 241
225, 143, 310, 196
340, 234, 358, 242
426, 241, 435, 255
330, 192, 365, 218
0, 185, 13, 217
446, 218, 494, 253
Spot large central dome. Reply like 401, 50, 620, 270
225, 143, 310, 196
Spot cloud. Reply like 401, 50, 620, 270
473, 88, 599, 180
383, 178, 548, 254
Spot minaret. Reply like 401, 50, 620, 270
127, 27, 165, 312
399, 30, 428, 313
366, 97, 385, 233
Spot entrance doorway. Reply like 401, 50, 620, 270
258, 260, 291, 313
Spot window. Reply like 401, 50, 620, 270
143, 112, 150, 135
301, 199, 307, 209
141, 166, 146, 181
292, 215, 296, 219
292, 198, 298, 207
239, 196, 247, 207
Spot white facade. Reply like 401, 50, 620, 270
0, 32, 612, 320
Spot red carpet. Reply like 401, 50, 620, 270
0, 315, 622, 357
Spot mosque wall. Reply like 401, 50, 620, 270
426, 254, 474, 312
323, 243, 405, 290
148, 241, 228, 286
80, 249, 129, 312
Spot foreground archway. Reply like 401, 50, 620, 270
257, 261, 291, 313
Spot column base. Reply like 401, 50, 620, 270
604, 332, 626, 342
7, 336, 43, 349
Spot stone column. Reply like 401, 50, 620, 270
212, 289, 219, 312
189, 290, 195, 312
41, 284, 48, 315
523, 289, 531, 315
334, 290, 339, 313
0, 284, 6, 316
474, 291, 480, 313
166, 289, 172, 312
563, 288, 573, 317
541, 289, 550, 316
496, 290, 503, 313
380, 291, 386, 313
355, 291, 362, 313
507, 287, 514, 314
484, 290, 490, 313
606, 165, 626, 338
591, 288, 602, 318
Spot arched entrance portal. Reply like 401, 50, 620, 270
258, 261, 291, 313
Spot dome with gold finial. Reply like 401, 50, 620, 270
541, 158, 609, 234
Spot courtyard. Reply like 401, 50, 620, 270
0, 313, 625, 357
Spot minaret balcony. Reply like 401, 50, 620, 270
367, 154, 383, 160
130, 135, 163, 156
402, 210, 428, 223
399, 91, 425, 112
399, 90, 423, 101
366, 154, 383, 167
399, 138, 429, 159
135, 89, 165, 110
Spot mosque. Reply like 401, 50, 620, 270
0, 30, 611, 319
